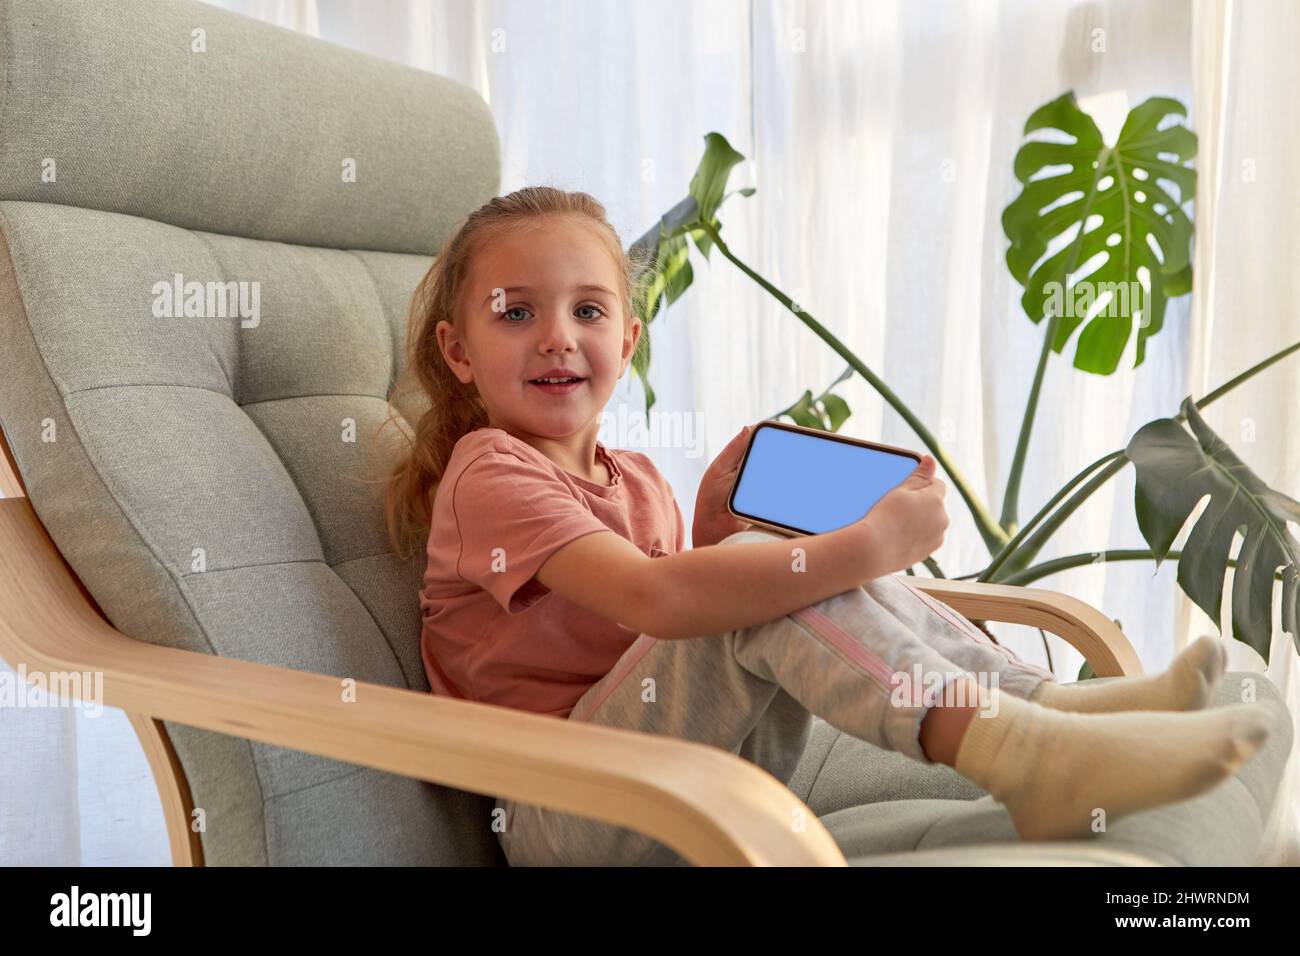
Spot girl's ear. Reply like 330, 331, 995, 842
621, 318, 641, 374
437, 319, 475, 385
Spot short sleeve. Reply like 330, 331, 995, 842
652, 467, 686, 554
450, 450, 613, 614
669, 493, 687, 553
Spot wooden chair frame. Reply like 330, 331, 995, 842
0, 428, 1142, 867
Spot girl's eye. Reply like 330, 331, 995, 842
502, 304, 606, 322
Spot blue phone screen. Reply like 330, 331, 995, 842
731, 427, 918, 535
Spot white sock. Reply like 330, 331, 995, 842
954, 688, 1271, 841
1030, 634, 1227, 713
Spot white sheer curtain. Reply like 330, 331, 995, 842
1188, 0, 1300, 865
3, 0, 1294, 865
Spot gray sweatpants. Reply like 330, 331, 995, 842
494, 528, 1056, 866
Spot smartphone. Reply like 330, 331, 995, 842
726, 420, 921, 537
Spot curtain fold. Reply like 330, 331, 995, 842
1188, 0, 1300, 865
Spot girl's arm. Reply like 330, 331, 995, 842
535, 521, 886, 642
641, 522, 885, 640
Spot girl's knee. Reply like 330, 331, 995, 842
720, 528, 789, 546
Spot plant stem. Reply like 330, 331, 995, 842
990, 338, 1300, 579
999, 310, 1060, 536
999, 548, 1288, 588
999, 147, 1112, 534
978, 450, 1127, 582
696, 220, 1010, 554
1197, 339, 1300, 408
921, 556, 946, 578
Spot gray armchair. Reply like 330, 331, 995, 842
0, 0, 1290, 866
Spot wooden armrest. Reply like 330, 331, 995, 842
904, 577, 1143, 678
0, 495, 846, 866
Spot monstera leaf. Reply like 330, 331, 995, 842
1126, 397, 1300, 661
778, 365, 854, 432
628, 132, 754, 412
1003, 92, 1197, 375
784, 389, 851, 432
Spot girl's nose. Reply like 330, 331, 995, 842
537, 311, 579, 351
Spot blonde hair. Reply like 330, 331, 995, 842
382, 186, 653, 561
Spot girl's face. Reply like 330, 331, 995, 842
437, 216, 640, 443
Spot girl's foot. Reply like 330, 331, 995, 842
953, 687, 1271, 840
1029, 634, 1227, 713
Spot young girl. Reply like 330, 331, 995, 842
384, 185, 1272, 866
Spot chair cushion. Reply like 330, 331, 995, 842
0, 201, 509, 864
788, 714, 987, 814
0, 0, 497, 255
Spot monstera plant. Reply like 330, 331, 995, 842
1126, 400, 1300, 662
629, 98, 1300, 671
1003, 93, 1195, 375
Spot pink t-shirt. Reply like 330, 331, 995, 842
419, 427, 686, 717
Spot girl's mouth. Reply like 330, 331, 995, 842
529, 377, 586, 395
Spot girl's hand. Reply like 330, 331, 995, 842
854, 454, 948, 574
692, 424, 756, 548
